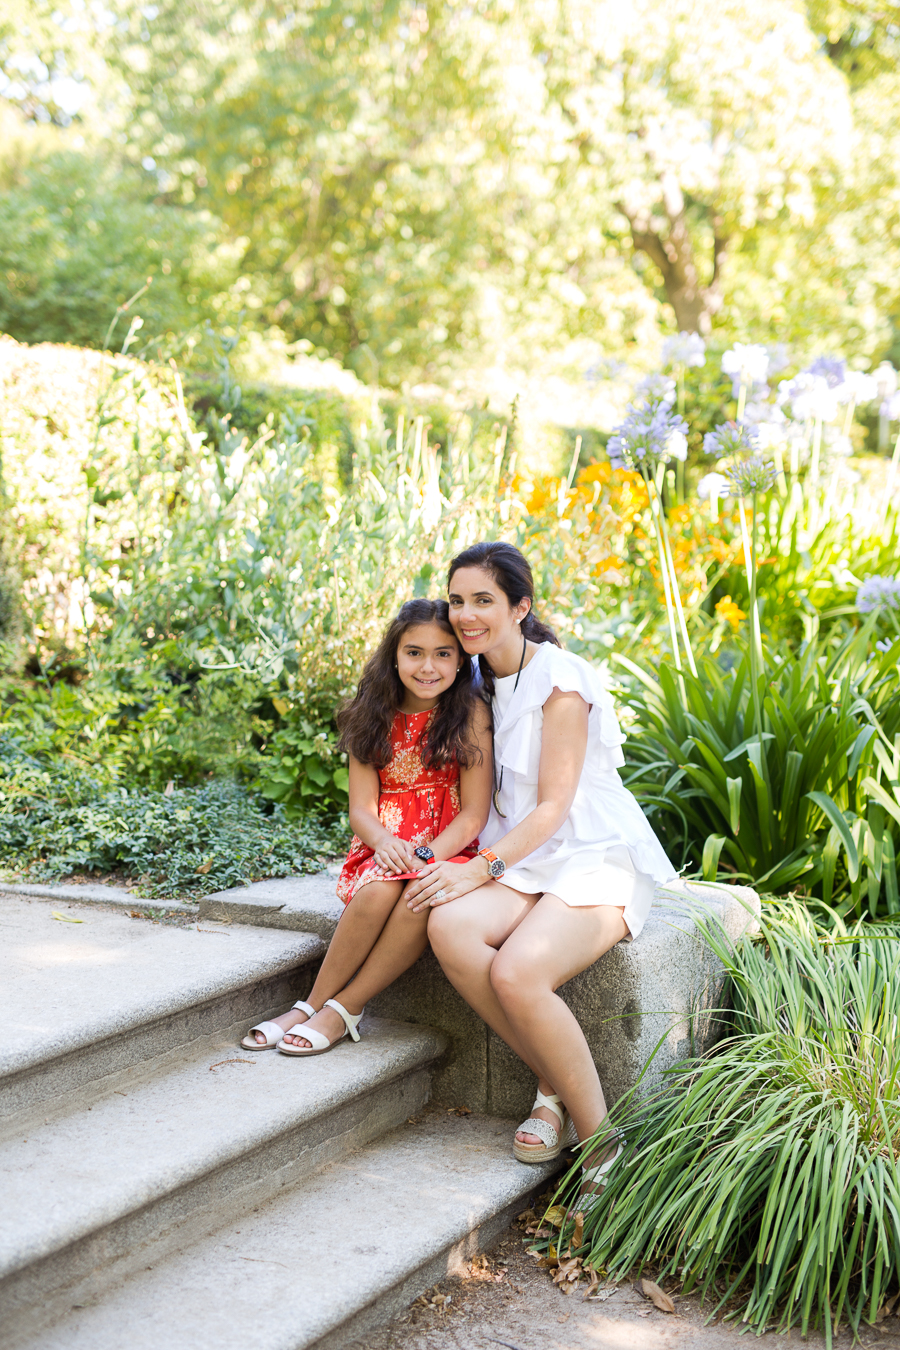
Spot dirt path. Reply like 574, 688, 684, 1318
351, 1215, 899, 1350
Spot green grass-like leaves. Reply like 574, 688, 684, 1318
556, 904, 900, 1343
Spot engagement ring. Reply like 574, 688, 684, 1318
433, 888, 447, 902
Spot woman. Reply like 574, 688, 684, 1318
404, 542, 675, 1190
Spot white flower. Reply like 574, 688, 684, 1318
666, 430, 688, 462
884, 391, 900, 421
753, 418, 790, 450
662, 332, 706, 368
698, 471, 732, 501
836, 370, 879, 406
779, 372, 840, 423
722, 343, 769, 386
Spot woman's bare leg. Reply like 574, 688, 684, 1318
489, 895, 628, 1147
255, 879, 401, 1044
283, 883, 431, 1048
427, 881, 543, 1074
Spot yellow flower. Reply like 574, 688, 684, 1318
715, 595, 745, 630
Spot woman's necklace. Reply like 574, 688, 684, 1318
492, 634, 527, 818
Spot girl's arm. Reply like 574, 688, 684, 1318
347, 755, 418, 875
405, 689, 588, 909
428, 698, 493, 861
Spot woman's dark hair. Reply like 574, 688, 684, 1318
337, 598, 481, 770
447, 541, 560, 695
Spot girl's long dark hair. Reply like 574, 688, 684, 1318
337, 599, 481, 770
447, 541, 560, 696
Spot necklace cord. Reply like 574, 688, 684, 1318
492, 634, 527, 818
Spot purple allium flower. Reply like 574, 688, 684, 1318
634, 373, 677, 409
857, 575, 900, 614
704, 422, 760, 459
805, 356, 846, 388
725, 456, 778, 496
608, 402, 689, 473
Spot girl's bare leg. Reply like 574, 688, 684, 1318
427, 881, 543, 1075
283, 883, 431, 1048
489, 895, 628, 1150
254, 879, 401, 1045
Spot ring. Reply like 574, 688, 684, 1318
433, 888, 447, 902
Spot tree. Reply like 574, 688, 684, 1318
522, 0, 855, 335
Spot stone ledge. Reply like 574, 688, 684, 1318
201, 870, 759, 1119
0, 881, 198, 916
199, 871, 341, 938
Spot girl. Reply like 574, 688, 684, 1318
242, 598, 492, 1055
404, 542, 675, 1193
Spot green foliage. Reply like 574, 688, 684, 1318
0, 734, 347, 897
620, 630, 900, 914
258, 704, 349, 821
555, 902, 900, 1342
0, 150, 236, 348
0, 640, 269, 790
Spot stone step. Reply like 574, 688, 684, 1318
6, 1111, 557, 1350
0, 891, 324, 1118
0, 1013, 446, 1337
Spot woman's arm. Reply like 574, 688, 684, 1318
347, 755, 417, 874
406, 689, 589, 910
428, 698, 493, 860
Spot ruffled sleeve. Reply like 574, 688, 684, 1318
493, 644, 626, 778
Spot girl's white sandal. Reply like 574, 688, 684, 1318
277, 999, 364, 1057
513, 1090, 578, 1163
241, 1000, 316, 1051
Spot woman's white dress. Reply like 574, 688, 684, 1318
478, 642, 674, 940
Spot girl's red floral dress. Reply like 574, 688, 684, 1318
336, 709, 479, 905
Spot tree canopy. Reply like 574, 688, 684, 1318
1, 0, 898, 378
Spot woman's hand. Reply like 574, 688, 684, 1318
372, 836, 419, 875
405, 857, 487, 913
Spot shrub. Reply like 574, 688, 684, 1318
0, 734, 348, 897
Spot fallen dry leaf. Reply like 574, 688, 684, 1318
195, 858, 214, 875
448, 1105, 472, 1116
51, 910, 82, 923
543, 1205, 567, 1228
164, 780, 175, 796
642, 1278, 676, 1313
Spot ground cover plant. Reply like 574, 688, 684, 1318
544, 902, 900, 1345
0, 735, 345, 897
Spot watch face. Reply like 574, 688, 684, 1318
489, 858, 506, 879
414, 845, 435, 863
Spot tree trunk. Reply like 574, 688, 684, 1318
616, 173, 729, 335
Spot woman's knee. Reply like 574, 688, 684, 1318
490, 950, 543, 1007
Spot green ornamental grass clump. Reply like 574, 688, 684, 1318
554, 903, 900, 1344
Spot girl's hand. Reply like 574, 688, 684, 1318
406, 858, 486, 913
372, 837, 418, 875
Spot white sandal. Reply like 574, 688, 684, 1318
513, 1090, 579, 1163
241, 1000, 315, 1051
277, 999, 363, 1057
